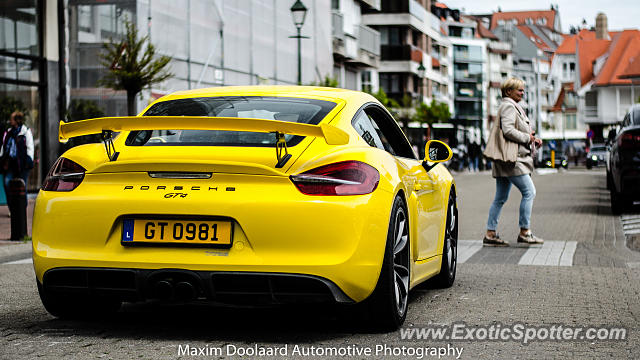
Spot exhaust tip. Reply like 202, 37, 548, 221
154, 280, 174, 300
174, 281, 197, 301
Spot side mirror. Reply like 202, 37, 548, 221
424, 140, 453, 162
423, 140, 452, 172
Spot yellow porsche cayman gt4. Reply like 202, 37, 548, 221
33, 86, 458, 329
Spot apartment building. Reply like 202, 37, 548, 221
480, 7, 563, 136
436, 6, 487, 146
552, 14, 640, 143
331, 0, 381, 91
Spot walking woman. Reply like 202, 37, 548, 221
483, 78, 543, 246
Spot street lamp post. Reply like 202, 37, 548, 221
290, 1, 309, 85
417, 62, 426, 103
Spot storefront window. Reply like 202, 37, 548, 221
0, 1, 39, 56
0, 83, 41, 190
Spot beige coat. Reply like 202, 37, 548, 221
492, 97, 534, 177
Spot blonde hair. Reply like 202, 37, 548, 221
501, 77, 525, 97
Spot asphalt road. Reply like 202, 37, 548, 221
1, 168, 639, 359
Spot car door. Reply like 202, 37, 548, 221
353, 105, 444, 260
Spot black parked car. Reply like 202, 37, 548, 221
608, 104, 640, 213
586, 144, 607, 169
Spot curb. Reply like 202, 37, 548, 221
0, 241, 32, 263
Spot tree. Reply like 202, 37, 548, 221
99, 20, 172, 115
412, 99, 451, 142
64, 99, 105, 149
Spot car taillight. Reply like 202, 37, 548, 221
618, 133, 640, 149
290, 161, 379, 195
42, 157, 86, 191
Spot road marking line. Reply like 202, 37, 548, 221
535, 169, 558, 175
518, 240, 577, 266
457, 240, 483, 264
2, 258, 32, 265
559, 241, 577, 266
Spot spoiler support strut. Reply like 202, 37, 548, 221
101, 130, 119, 161
274, 132, 292, 168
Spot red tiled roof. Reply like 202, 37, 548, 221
594, 30, 640, 86
476, 20, 499, 40
577, 37, 611, 85
619, 51, 640, 79
555, 30, 594, 55
432, 57, 440, 68
434, 2, 448, 9
490, 10, 556, 30
517, 25, 554, 53
551, 83, 576, 112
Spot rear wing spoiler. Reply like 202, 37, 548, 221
58, 116, 349, 145
58, 116, 349, 167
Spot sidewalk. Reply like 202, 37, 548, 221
0, 199, 35, 262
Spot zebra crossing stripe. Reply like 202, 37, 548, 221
457, 240, 483, 263
518, 241, 577, 266
457, 240, 577, 266
621, 214, 640, 235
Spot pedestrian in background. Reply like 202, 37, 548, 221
482, 77, 543, 246
1, 111, 34, 212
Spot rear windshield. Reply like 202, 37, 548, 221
590, 146, 606, 152
126, 96, 336, 147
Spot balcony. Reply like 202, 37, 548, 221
454, 70, 482, 82
583, 106, 598, 121
358, 25, 380, 56
454, 47, 483, 62
381, 44, 423, 62
333, 11, 380, 68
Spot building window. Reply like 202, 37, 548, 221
565, 113, 577, 130
380, 73, 401, 94
380, 27, 403, 45
331, 0, 339, 10
449, 26, 462, 37
500, 54, 507, 61
361, 71, 372, 93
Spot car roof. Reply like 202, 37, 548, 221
155, 86, 372, 104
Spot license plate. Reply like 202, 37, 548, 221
122, 219, 232, 246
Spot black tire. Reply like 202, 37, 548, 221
606, 171, 612, 190
365, 195, 410, 331
586, 161, 592, 170
37, 281, 121, 319
431, 189, 458, 288
610, 188, 629, 215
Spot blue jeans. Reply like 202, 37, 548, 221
487, 174, 536, 231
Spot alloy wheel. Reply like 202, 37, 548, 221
393, 207, 409, 316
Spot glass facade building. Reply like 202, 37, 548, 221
0, 0, 45, 190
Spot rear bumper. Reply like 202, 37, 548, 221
32, 172, 395, 302
41, 267, 353, 304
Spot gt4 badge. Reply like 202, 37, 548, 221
164, 193, 188, 198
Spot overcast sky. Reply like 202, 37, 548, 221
440, 0, 639, 32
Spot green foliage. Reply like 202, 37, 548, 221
66, 99, 105, 122
308, 75, 339, 88
64, 99, 106, 149
412, 100, 451, 141
99, 20, 172, 115
367, 88, 399, 108
412, 99, 451, 126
